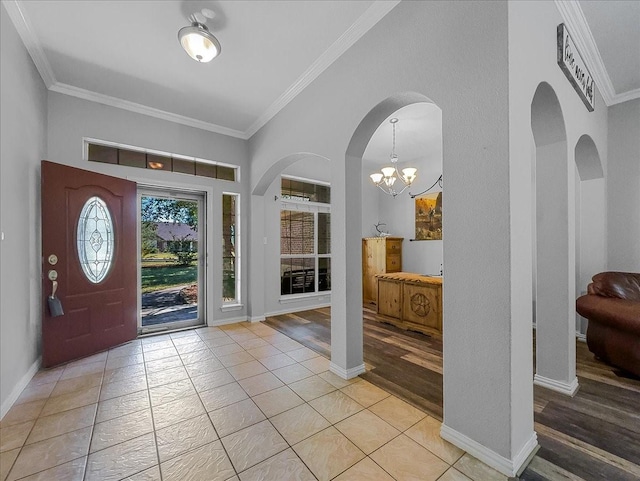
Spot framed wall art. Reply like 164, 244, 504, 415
415, 191, 442, 240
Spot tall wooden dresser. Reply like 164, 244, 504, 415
362, 237, 403, 305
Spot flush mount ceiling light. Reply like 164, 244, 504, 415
178, 10, 221, 63
370, 118, 417, 197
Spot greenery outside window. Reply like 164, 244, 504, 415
223, 194, 239, 303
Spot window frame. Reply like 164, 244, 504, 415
222, 192, 241, 307
279, 176, 330, 299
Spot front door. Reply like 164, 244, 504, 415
41, 161, 137, 367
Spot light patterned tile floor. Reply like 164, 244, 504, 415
0, 322, 504, 481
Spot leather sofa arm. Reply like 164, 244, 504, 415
577, 295, 640, 335
589, 272, 640, 301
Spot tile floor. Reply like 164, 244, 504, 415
0, 322, 508, 481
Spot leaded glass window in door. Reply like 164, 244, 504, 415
77, 196, 114, 283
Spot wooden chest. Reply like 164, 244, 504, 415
376, 272, 443, 337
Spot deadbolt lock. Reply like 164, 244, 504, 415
48, 254, 58, 265
48, 270, 58, 281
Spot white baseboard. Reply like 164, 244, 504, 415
576, 332, 586, 342
533, 374, 579, 396
440, 424, 538, 477
208, 316, 249, 326
329, 362, 365, 380
1, 357, 41, 420
264, 303, 330, 318
249, 316, 266, 323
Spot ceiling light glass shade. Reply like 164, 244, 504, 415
370, 173, 383, 184
380, 166, 396, 178
402, 167, 417, 183
178, 23, 221, 62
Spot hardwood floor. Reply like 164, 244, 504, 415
265, 307, 640, 481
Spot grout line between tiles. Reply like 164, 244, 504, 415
8, 321, 457, 481
192, 329, 240, 480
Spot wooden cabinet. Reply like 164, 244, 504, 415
362, 237, 403, 305
376, 272, 442, 337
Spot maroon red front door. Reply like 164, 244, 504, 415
41, 161, 137, 367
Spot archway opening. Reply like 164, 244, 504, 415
530, 82, 578, 395
573, 134, 604, 339
341, 92, 444, 416
249, 153, 331, 322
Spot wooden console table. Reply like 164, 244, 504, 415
375, 272, 442, 337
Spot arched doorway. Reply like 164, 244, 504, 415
573, 135, 604, 339
336, 92, 441, 380
249, 153, 331, 323
530, 82, 578, 396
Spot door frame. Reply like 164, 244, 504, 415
138, 187, 206, 334
132, 176, 216, 333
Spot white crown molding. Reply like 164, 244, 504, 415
611, 88, 640, 105
555, 0, 640, 106
5, 0, 401, 139
3, 0, 245, 137
2, 0, 55, 87
244, 0, 402, 138
49, 82, 248, 139
441, 424, 539, 477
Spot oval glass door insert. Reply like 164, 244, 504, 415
77, 196, 114, 283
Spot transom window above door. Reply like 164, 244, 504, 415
84, 139, 238, 182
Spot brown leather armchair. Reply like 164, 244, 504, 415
576, 272, 640, 377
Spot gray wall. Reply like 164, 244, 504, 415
508, 0, 608, 451
0, 6, 48, 414
376, 157, 443, 276
0, 0, 623, 474
45, 92, 251, 324
607, 99, 640, 272
361, 172, 444, 276
248, 0, 524, 466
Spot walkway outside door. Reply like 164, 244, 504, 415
41, 161, 137, 367
139, 189, 205, 334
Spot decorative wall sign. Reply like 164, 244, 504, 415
557, 23, 595, 112
415, 191, 442, 240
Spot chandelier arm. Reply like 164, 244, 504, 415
394, 183, 409, 196
409, 174, 443, 198
376, 183, 395, 196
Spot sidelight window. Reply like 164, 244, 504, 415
223, 194, 240, 303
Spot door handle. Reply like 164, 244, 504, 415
47, 279, 64, 317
